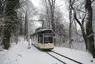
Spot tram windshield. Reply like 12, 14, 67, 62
44, 37, 53, 43
44, 33, 53, 43
38, 33, 53, 43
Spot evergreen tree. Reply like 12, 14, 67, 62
1, 0, 20, 49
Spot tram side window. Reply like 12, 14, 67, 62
38, 34, 43, 43
44, 37, 53, 43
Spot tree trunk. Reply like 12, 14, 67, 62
81, 26, 88, 50
69, 0, 72, 48
92, 5, 95, 49
25, 0, 31, 48
85, 0, 95, 58
24, 12, 28, 40
48, 0, 55, 31
2, 28, 11, 49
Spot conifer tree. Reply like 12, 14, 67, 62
1, 0, 20, 49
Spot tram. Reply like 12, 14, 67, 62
31, 28, 55, 50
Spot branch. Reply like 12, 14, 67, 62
55, 5, 63, 9
48, 0, 52, 7
82, 13, 86, 25
74, 10, 82, 27
92, 0, 95, 6
53, 0, 56, 10
91, 0, 95, 3
87, 32, 94, 38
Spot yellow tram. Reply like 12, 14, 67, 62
31, 28, 55, 49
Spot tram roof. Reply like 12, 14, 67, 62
31, 29, 55, 36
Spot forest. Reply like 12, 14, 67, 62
0, 0, 95, 58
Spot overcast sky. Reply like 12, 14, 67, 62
30, 0, 40, 7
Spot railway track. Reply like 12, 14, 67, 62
32, 44, 83, 64
46, 51, 83, 64
46, 52, 67, 64
32, 44, 66, 64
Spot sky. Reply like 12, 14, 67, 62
30, 0, 40, 7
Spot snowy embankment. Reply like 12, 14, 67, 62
0, 37, 95, 64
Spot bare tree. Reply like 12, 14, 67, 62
40, 0, 56, 31
48, 0, 56, 31
40, 0, 67, 46
92, 1, 95, 49
24, 0, 37, 48
69, 0, 95, 58
69, 0, 73, 47
85, 0, 95, 58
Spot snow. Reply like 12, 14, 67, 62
0, 37, 95, 64
49, 52, 78, 64
0, 37, 62, 64
53, 47, 95, 64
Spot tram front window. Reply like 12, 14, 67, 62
44, 37, 53, 43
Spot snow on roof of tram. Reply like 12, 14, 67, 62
36, 29, 53, 32
35, 28, 54, 33
31, 28, 54, 36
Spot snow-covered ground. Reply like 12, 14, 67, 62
53, 48, 95, 64
0, 37, 95, 64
